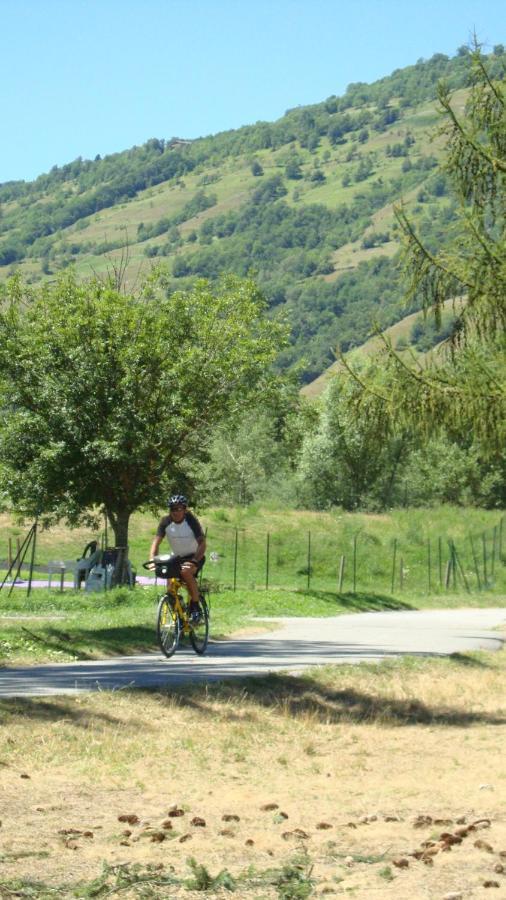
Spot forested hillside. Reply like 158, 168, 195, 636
1, 45, 505, 382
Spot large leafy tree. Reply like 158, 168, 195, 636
352, 48, 506, 454
0, 271, 286, 552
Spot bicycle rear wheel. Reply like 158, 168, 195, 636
189, 597, 209, 655
157, 594, 180, 658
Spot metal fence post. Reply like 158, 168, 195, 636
391, 538, 397, 594
27, 519, 38, 598
353, 533, 358, 593
265, 532, 270, 590
233, 528, 238, 592
338, 555, 345, 593
469, 535, 482, 590
427, 539, 431, 593
445, 557, 452, 589
307, 531, 311, 591
1, 526, 34, 596
452, 541, 470, 593
491, 526, 497, 579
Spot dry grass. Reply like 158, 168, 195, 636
0, 640, 505, 897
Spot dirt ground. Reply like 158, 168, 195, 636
1, 649, 506, 898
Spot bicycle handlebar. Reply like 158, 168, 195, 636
142, 556, 181, 572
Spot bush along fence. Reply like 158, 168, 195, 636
203, 517, 506, 596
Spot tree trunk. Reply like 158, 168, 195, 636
106, 507, 132, 586
109, 508, 130, 548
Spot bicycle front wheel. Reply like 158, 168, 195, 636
189, 598, 209, 655
157, 594, 180, 658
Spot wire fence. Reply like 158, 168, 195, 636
0, 515, 504, 596
203, 516, 506, 595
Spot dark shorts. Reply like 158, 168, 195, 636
156, 554, 205, 579
179, 554, 205, 575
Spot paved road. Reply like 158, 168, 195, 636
0, 608, 504, 697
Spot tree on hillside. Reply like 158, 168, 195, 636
296, 373, 407, 510
0, 272, 287, 560
346, 47, 506, 456
196, 376, 305, 507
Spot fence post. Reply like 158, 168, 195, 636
233, 528, 238, 592
469, 535, 482, 590
27, 519, 38, 598
438, 536, 443, 588
352, 533, 358, 593
307, 531, 311, 591
482, 532, 488, 587
265, 532, 270, 590
499, 516, 504, 559
427, 539, 431, 593
338, 555, 345, 593
60, 565, 65, 592
445, 558, 452, 589
8, 538, 12, 568
391, 538, 397, 594
399, 556, 404, 590
491, 526, 497, 579
1, 526, 34, 596
452, 541, 470, 593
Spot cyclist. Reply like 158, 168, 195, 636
149, 494, 206, 622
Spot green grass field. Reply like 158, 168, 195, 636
0, 505, 504, 666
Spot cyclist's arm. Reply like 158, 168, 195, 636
193, 534, 206, 563
150, 534, 163, 559
185, 512, 206, 563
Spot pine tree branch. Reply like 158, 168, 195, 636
336, 353, 390, 402
439, 85, 506, 175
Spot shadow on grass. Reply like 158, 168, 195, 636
17, 624, 156, 660
161, 668, 504, 728
448, 651, 491, 668
0, 696, 130, 727
303, 590, 413, 612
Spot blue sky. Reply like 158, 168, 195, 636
1, 0, 504, 183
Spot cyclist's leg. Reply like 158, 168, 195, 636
180, 557, 205, 617
180, 559, 199, 605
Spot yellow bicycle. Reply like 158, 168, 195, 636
143, 559, 210, 658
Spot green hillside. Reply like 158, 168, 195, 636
302, 297, 464, 397
1, 47, 505, 382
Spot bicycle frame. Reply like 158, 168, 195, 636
143, 558, 209, 657
166, 576, 193, 632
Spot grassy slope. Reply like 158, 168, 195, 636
301, 297, 465, 398
0, 95, 445, 289
0, 71, 472, 391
